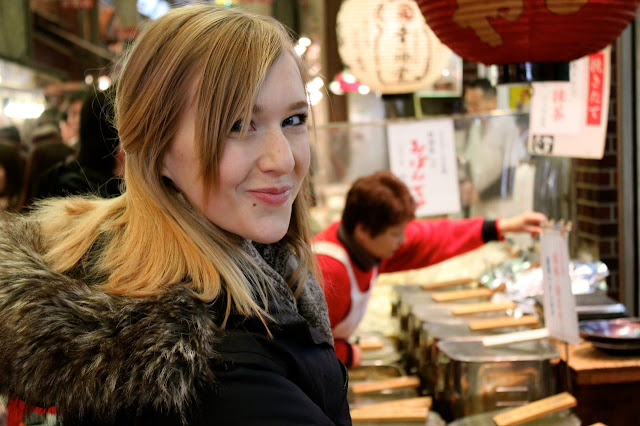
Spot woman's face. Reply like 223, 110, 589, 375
163, 53, 311, 243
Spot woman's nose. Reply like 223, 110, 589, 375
258, 127, 295, 174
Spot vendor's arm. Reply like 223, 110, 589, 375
380, 217, 493, 272
496, 211, 546, 236
381, 212, 546, 273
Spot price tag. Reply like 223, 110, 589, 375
540, 226, 580, 345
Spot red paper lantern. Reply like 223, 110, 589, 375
416, 0, 639, 65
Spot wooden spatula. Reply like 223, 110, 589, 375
350, 376, 421, 395
468, 315, 539, 331
492, 392, 577, 426
350, 397, 431, 423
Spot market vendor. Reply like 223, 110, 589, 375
312, 171, 546, 367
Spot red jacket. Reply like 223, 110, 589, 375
313, 218, 498, 365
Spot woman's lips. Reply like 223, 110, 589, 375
248, 187, 292, 205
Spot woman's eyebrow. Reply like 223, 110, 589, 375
252, 100, 309, 113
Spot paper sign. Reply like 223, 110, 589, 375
540, 226, 580, 345
528, 47, 610, 159
387, 119, 460, 217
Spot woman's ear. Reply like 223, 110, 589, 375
353, 223, 371, 244
161, 153, 174, 181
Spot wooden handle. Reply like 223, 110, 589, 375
359, 338, 384, 351
421, 277, 474, 290
493, 392, 577, 426
469, 315, 539, 331
451, 301, 516, 316
431, 288, 492, 302
350, 397, 431, 423
350, 376, 421, 395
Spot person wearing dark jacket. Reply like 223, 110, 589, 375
0, 5, 349, 425
34, 88, 123, 200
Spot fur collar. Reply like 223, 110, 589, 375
0, 212, 332, 421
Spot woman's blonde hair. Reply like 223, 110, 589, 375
34, 4, 316, 328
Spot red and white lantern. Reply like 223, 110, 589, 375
416, 0, 639, 65
337, 0, 452, 94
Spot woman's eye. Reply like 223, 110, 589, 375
283, 113, 308, 127
230, 120, 243, 133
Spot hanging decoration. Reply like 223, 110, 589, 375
416, 0, 640, 65
336, 0, 452, 95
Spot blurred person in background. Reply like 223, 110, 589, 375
17, 141, 74, 210
29, 122, 63, 147
60, 89, 88, 149
460, 78, 522, 218
35, 88, 124, 199
313, 171, 546, 367
0, 142, 25, 212
0, 125, 22, 149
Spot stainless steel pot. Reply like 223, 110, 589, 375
415, 319, 537, 396
433, 337, 559, 421
405, 304, 515, 373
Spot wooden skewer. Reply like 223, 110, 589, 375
468, 315, 539, 331
492, 392, 577, 426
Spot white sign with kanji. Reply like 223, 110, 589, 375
387, 119, 460, 217
540, 226, 580, 345
528, 47, 610, 159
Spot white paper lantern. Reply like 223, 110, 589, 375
337, 0, 452, 95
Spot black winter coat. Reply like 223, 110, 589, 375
0, 212, 351, 425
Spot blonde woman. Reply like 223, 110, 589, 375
0, 5, 349, 425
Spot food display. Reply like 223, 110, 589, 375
347, 244, 627, 424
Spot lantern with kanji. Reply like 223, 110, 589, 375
416, 0, 639, 66
336, 0, 453, 95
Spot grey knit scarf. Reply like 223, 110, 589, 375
244, 239, 333, 345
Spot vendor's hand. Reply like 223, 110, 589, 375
351, 343, 362, 368
459, 180, 479, 205
498, 211, 547, 237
